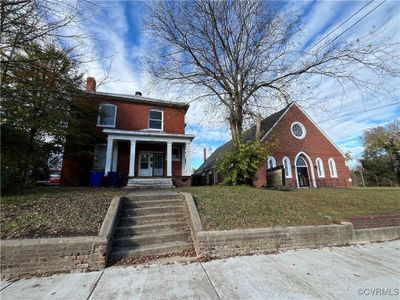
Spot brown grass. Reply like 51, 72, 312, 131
177, 186, 400, 230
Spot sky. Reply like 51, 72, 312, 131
79, 0, 400, 170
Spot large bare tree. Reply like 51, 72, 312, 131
145, 0, 399, 146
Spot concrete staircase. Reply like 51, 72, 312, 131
127, 178, 173, 189
110, 191, 193, 262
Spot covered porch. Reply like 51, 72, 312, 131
101, 129, 194, 187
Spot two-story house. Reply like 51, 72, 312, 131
61, 77, 194, 187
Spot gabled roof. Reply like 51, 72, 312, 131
195, 103, 292, 173
86, 91, 189, 111
195, 102, 346, 174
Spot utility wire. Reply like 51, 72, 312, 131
323, 0, 386, 47
319, 101, 399, 123
306, 0, 374, 53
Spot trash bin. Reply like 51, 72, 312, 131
89, 171, 104, 187
107, 171, 119, 187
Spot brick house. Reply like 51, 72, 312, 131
61, 77, 194, 187
195, 102, 352, 188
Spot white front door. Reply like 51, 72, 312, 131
139, 153, 152, 177
138, 152, 164, 177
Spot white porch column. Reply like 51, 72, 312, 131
184, 141, 191, 176
181, 144, 186, 175
167, 141, 172, 177
112, 141, 119, 172
129, 140, 136, 177
104, 137, 113, 176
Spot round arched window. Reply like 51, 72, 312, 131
291, 122, 306, 139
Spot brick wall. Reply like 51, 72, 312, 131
254, 105, 352, 188
0, 197, 121, 279
0, 237, 107, 278
195, 225, 354, 258
348, 215, 400, 229
94, 97, 186, 134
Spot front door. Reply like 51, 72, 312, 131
296, 156, 310, 187
153, 153, 164, 176
138, 152, 164, 177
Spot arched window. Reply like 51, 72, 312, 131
267, 156, 276, 169
316, 158, 325, 178
328, 158, 338, 177
97, 104, 117, 127
282, 156, 292, 178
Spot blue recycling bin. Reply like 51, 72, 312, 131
107, 172, 119, 187
89, 171, 104, 187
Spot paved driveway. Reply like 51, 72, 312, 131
1, 241, 399, 300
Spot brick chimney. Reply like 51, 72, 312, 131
203, 148, 207, 162
86, 77, 96, 92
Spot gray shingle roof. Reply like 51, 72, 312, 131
87, 91, 189, 111
195, 103, 292, 174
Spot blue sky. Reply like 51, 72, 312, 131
81, 0, 400, 170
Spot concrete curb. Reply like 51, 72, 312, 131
181, 192, 400, 259
0, 196, 123, 279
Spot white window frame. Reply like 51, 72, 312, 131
316, 157, 325, 178
148, 109, 164, 131
291, 122, 306, 139
172, 146, 181, 161
267, 156, 276, 169
282, 156, 292, 178
328, 158, 338, 178
97, 104, 117, 127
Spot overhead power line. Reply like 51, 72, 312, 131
307, 0, 374, 53
319, 101, 399, 123
326, 0, 387, 47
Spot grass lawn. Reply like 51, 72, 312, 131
177, 186, 400, 231
1, 187, 128, 239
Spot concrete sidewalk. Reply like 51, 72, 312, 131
1, 241, 399, 300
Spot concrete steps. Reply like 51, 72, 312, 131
127, 178, 173, 189
121, 206, 183, 217
116, 221, 186, 236
124, 199, 182, 208
119, 213, 184, 226
110, 241, 193, 260
114, 231, 190, 247
110, 192, 194, 262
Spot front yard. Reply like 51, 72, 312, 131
2, 185, 399, 239
177, 186, 400, 231
1, 187, 127, 239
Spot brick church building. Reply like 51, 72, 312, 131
195, 103, 352, 188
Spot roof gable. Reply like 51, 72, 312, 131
262, 103, 345, 158
195, 102, 345, 173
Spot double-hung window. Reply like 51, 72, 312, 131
148, 110, 163, 130
97, 104, 117, 127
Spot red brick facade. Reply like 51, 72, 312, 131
254, 104, 352, 188
93, 97, 186, 134
61, 78, 192, 187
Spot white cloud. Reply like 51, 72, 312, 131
78, 1, 399, 168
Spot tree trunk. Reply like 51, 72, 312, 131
24, 128, 37, 185
229, 108, 243, 148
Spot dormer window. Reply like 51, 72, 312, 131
97, 104, 117, 127
148, 109, 163, 130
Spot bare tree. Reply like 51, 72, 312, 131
0, 0, 112, 89
145, 0, 399, 146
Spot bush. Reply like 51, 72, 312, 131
216, 141, 269, 185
